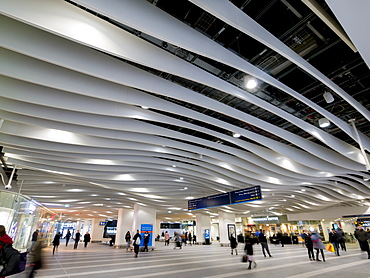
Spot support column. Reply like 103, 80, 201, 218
218, 211, 236, 246
132, 204, 156, 250
75, 220, 82, 236
82, 218, 91, 234
195, 213, 211, 244
114, 208, 134, 249
90, 218, 105, 243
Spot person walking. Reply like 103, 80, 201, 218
174, 232, 182, 249
133, 230, 142, 258
303, 230, 315, 261
230, 234, 238, 255
311, 230, 325, 262
125, 231, 131, 251
65, 230, 71, 246
188, 232, 192, 246
30, 229, 39, 252
193, 234, 196, 245
277, 231, 284, 247
143, 231, 150, 252
258, 230, 272, 257
83, 232, 91, 248
52, 232, 61, 255
28, 239, 42, 278
244, 231, 257, 270
329, 229, 340, 256
74, 230, 81, 249
164, 231, 170, 246
354, 226, 370, 259
336, 228, 346, 251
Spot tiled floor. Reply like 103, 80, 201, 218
20, 241, 370, 278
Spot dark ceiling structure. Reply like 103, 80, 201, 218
1, 0, 370, 220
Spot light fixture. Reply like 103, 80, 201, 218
319, 118, 330, 128
323, 91, 334, 103
244, 76, 258, 89
232, 133, 241, 138
141, 106, 149, 109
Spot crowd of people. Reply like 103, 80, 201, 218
0, 225, 369, 277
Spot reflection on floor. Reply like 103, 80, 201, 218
22, 241, 370, 278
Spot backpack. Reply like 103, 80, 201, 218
0, 242, 27, 276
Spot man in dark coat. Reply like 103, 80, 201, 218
65, 230, 71, 246
230, 234, 238, 255
354, 226, 370, 259
30, 229, 39, 252
83, 232, 91, 248
52, 232, 61, 255
74, 230, 81, 249
258, 230, 272, 257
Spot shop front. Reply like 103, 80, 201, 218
0, 190, 57, 250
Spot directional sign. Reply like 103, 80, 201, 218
188, 186, 262, 210
188, 197, 206, 210
206, 192, 230, 208
230, 186, 262, 204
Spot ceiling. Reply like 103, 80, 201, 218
1, 0, 370, 221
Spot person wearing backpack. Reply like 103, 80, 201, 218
0, 225, 19, 278
132, 230, 141, 258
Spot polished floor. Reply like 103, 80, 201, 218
21, 240, 370, 278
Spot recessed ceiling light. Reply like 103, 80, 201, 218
244, 76, 258, 89
117, 192, 126, 195
67, 189, 84, 192
232, 133, 241, 138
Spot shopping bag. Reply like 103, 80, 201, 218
325, 243, 334, 252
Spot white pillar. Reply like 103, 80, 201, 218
115, 208, 133, 248
90, 218, 105, 242
82, 218, 91, 234
133, 204, 156, 249
76, 220, 82, 235
218, 211, 236, 246
195, 213, 211, 244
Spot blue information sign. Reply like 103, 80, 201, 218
188, 197, 206, 210
140, 224, 153, 247
206, 192, 230, 208
230, 186, 262, 204
204, 229, 210, 240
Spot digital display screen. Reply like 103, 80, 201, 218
188, 186, 262, 210
230, 186, 262, 204
188, 197, 206, 210
206, 192, 230, 208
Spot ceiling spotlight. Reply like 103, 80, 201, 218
323, 91, 334, 103
319, 118, 330, 128
232, 133, 241, 138
141, 106, 149, 109
364, 177, 369, 181
244, 76, 258, 89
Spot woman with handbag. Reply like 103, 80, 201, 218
244, 231, 257, 270
132, 230, 141, 258
125, 231, 131, 251
311, 230, 325, 262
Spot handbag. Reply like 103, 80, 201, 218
135, 237, 141, 245
325, 243, 334, 252
241, 255, 248, 263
